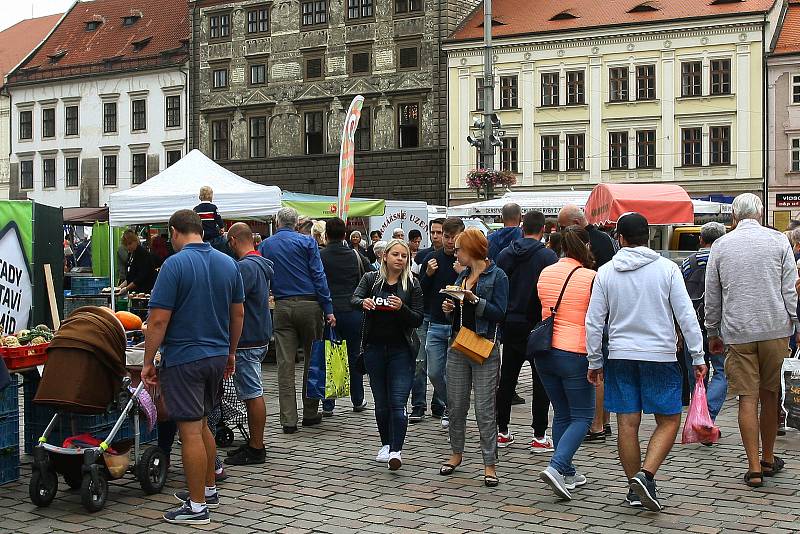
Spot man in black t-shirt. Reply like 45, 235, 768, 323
558, 204, 617, 439
409, 218, 445, 422
419, 217, 465, 428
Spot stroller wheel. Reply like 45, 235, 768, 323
80, 472, 108, 513
215, 426, 235, 448
137, 447, 168, 495
29, 469, 58, 507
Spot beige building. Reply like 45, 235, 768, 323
768, 0, 800, 229
444, 0, 783, 204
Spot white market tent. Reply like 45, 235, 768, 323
448, 190, 731, 218
108, 149, 282, 226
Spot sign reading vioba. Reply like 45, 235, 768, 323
0, 220, 33, 334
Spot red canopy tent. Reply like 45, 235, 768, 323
584, 184, 695, 226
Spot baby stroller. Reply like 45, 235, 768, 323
213, 376, 249, 447
28, 307, 167, 513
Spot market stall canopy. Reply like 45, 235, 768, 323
447, 190, 592, 217
107, 150, 282, 226
281, 192, 385, 218
585, 183, 694, 226
63, 207, 108, 225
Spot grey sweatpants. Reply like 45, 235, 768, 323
447, 345, 501, 466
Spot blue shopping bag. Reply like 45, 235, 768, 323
306, 327, 350, 400
307, 334, 327, 400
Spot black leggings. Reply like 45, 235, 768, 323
496, 322, 551, 437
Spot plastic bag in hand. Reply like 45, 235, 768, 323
681, 376, 721, 445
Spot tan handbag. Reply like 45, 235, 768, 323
450, 280, 496, 365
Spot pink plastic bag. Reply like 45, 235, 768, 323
682, 376, 721, 445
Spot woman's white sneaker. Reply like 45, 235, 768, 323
375, 445, 390, 463
388, 451, 402, 471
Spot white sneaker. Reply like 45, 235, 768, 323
565, 473, 587, 490
375, 445, 390, 463
530, 434, 554, 453
388, 451, 402, 471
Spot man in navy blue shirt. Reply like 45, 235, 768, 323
260, 208, 335, 433
225, 222, 274, 466
142, 210, 244, 526
488, 203, 522, 261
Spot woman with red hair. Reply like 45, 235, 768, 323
440, 228, 509, 487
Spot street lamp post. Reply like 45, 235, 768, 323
482, 0, 495, 172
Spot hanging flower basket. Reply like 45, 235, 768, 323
466, 169, 517, 199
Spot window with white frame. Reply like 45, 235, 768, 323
65, 156, 79, 187
609, 132, 628, 170
566, 134, 585, 171
541, 72, 559, 106
20, 160, 33, 190
792, 138, 800, 172
541, 135, 559, 172
132, 153, 147, 184
793, 75, 800, 104
103, 154, 118, 186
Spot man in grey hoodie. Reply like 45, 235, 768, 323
704, 193, 798, 488
586, 213, 706, 512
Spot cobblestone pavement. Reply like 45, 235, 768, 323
2, 362, 799, 534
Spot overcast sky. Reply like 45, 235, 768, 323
0, 0, 74, 32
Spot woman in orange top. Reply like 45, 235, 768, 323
535, 225, 597, 501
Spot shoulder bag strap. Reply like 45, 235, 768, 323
552, 266, 582, 315
354, 249, 364, 278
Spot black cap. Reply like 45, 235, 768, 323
616, 212, 649, 239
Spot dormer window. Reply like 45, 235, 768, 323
550, 10, 578, 21
123, 15, 141, 26
48, 50, 67, 64
85, 20, 102, 31
132, 37, 152, 51
628, 2, 659, 12
710, 0, 744, 4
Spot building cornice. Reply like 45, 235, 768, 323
445, 21, 764, 58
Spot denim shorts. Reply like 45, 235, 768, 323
604, 359, 682, 416
234, 347, 267, 401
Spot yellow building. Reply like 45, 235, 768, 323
444, 0, 784, 204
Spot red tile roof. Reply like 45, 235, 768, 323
9, 0, 188, 84
774, 1, 800, 55
0, 14, 62, 85
449, 0, 777, 42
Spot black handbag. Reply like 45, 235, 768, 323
526, 266, 581, 357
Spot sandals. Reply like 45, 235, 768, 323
439, 461, 462, 476
761, 456, 785, 477
484, 474, 499, 487
744, 471, 764, 488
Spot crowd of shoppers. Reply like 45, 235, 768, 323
140, 191, 796, 525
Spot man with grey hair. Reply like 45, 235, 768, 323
259, 207, 335, 434
681, 222, 727, 425
488, 203, 522, 261
705, 193, 799, 488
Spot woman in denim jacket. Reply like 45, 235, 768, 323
439, 229, 508, 486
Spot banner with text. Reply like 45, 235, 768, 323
0, 201, 33, 334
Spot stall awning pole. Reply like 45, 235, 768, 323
109, 225, 116, 312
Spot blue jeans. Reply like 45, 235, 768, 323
706, 352, 727, 421
364, 343, 415, 452
534, 349, 594, 477
322, 310, 365, 412
425, 323, 451, 412
411, 316, 446, 413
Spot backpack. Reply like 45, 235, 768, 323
684, 254, 707, 329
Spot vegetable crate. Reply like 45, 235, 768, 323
63, 296, 108, 318
0, 375, 19, 419
0, 410, 20, 485
2, 344, 48, 370
69, 277, 110, 296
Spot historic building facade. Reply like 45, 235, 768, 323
445, 0, 783, 204
6, 0, 189, 208
189, 0, 478, 204
768, 0, 800, 229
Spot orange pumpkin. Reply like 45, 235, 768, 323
115, 311, 143, 331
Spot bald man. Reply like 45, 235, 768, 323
557, 204, 617, 440
557, 205, 616, 270
225, 222, 274, 465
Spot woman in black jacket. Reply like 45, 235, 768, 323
352, 239, 423, 471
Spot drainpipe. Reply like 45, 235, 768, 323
763, 14, 769, 225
